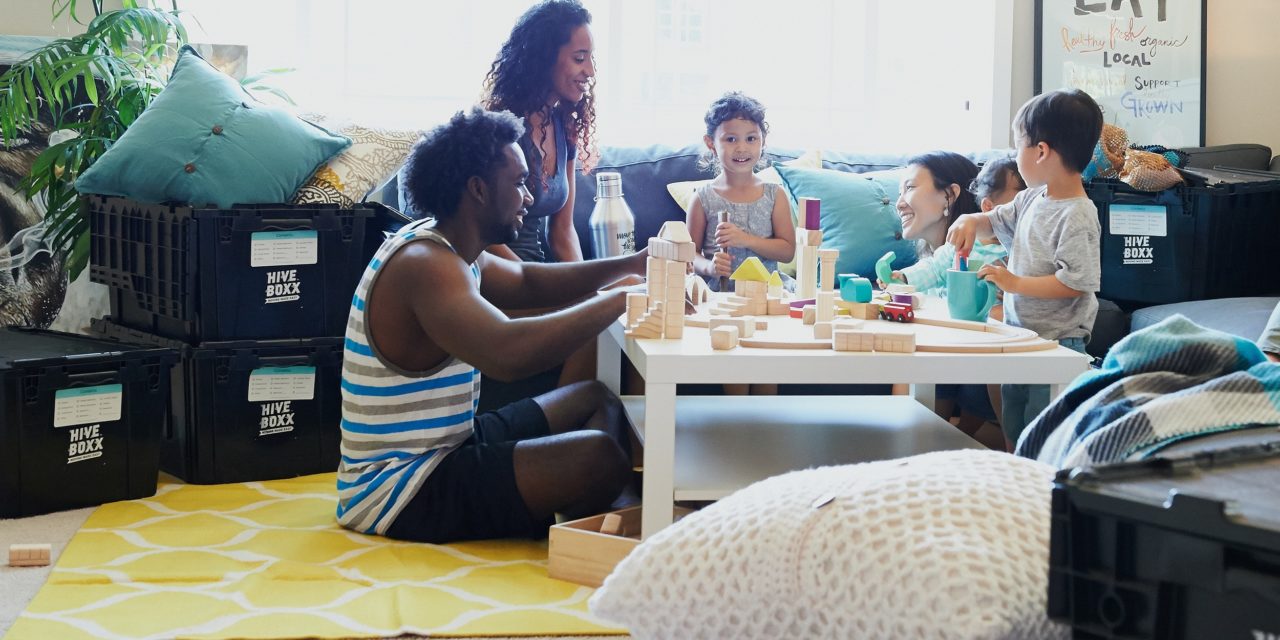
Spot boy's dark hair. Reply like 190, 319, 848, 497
969, 155, 1026, 201
401, 107, 525, 220
700, 91, 770, 173
905, 151, 981, 225
1013, 89, 1104, 174
482, 0, 596, 171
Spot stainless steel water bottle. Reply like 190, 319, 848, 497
588, 171, 636, 258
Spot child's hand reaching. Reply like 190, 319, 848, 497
876, 271, 904, 290
946, 214, 983, 256
976, 263, 1018, 293
714, 221, 752, 250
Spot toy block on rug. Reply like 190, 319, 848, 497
8, 543, 51, 567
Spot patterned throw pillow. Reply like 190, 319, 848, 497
291, 114, 423, 207
75, 46, 350, 207
665, 149, 823, 214
590, 450, 1068, 640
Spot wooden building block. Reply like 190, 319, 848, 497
709, 316, 755, 338
625, 293, 648, 326
887, 283, 916, 295
816, 291, 835, 323
767, 298, 789, 316
686, 275, 710, 305
664, 323, 683, 339
833, 329, 875, 352
843, 301, 881, 320
736, 280, 768, 297
649, 237, 697, 263
710, 326, 740, 350
8, 543, 51, 567
874, 332, 917, 353
797, 228, 823, 246
599, 513, 624, 536
813, 321, 832, 339
802, 305, 816, 325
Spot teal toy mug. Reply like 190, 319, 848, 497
946, 269, 997, 322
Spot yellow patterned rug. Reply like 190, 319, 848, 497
6, 474, 625, 639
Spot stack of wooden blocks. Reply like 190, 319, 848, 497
626, 222, 697, 339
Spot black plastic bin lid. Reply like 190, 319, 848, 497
0, 326, 177, 370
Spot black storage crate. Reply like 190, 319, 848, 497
0, 327, 177, 517
1087, 174, 1280, 307
1048, 441, 1280, 639
92, 318, 344, 484
88, 194, 388, 342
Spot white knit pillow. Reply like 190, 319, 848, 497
589, 450, 1068, 640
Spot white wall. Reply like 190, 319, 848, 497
1010, 0, 1280, 158
10, 0, 1277, 157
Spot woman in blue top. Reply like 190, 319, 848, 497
481, 0, 597, 265
478, 0, 600, 388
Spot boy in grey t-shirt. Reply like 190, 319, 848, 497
948, 89, 1104, 446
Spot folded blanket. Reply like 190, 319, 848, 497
1017, 315, 1280, 468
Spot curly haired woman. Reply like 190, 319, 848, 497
473, 0, 604, 390
482, 0, 597, 266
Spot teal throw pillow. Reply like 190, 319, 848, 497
776, 165, 916, 278
76, 46, 350, 207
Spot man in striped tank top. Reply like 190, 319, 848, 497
340, 107, 650, 543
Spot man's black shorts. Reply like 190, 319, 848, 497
385, 398, 553, 543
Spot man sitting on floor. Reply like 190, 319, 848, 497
337, 107, 646, 543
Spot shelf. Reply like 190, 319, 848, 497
621, 395, 982, 501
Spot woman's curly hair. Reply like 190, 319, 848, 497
481, 0, 597, 171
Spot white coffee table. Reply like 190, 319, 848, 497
597, 298, 1092, 539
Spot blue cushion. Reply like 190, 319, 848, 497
76, 46, 350, 207
776, 165, 916, 278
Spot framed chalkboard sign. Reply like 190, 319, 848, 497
1035, 0, 1206, 147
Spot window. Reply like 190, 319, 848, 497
181, 0, 1012, 153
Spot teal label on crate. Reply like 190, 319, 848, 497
54, 384, 122, 428
263, 268, 303, 304
251, 230, 318, 268
248, 366, 316, 402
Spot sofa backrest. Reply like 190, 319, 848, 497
572, 145, 929, 260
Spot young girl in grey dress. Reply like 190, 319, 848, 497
686, 92, 796, 292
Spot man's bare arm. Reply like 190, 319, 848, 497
481, 248, 648, 310
395, 243, 629, 381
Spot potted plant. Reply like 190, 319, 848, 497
0, 0, 187, 286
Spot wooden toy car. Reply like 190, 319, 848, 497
880, 301, 915, 323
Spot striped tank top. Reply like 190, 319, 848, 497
336, 219, 482, 534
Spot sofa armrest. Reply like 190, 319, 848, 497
1179, 144, 1274, 171
1130, 296, 1280, 341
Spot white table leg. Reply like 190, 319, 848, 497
598, 329, 621, 395
640, 382, 676, 540
1049, 382, 1067, 402
909, 382, 936, 412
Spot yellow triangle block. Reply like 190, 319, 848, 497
767, 270, 783, 287
730, 256, 770, 282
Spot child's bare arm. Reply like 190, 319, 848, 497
686, 195, 722, 277
977, 265, 1084, 298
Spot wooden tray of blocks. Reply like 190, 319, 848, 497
548, 506, 692, 588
